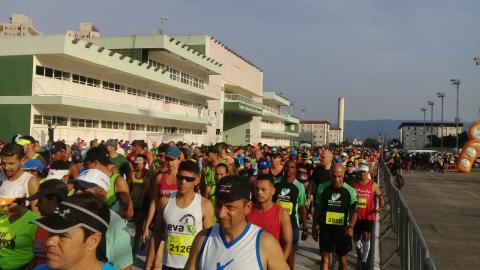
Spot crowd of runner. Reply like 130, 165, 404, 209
0, 134, 384, 270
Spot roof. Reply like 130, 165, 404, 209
398, 122, 463, 129
300, 120, 331, 125
209, 36, 262, 72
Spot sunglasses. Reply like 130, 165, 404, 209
176, 174, 196, 182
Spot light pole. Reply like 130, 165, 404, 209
450, 79, 460, 153
427, 101, 434, 148
420, 108, 426, 149
436, 92, 445, 149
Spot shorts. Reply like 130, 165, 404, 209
319, 228, 352, 256
292, 226, 300, 251
162, 266, 182, 270
354, 220, 374, 235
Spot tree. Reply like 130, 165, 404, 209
364, 138, 379, 149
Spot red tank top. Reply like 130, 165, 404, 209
246, 204, 281, 241
158, 173, 177, 196
354, 180, 376, 221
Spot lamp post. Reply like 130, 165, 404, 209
420, 108, 426, 149
436, 92, 445, 149
427, 101, 434, 148
450, 79, 460, 153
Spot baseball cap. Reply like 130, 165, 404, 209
165, 146, 181, 159
105, 139, 118, 148
291, 149, 298, 156
31, 200, 109, 234
257, 158, 271, 170
341, 152, 348, 157
301, 152, 310, 159
215, 175, 252, 202
134, 155, 147, 163
346, 161, 354, 168
205, 146, 220, 154
270, 152, 281, 159
22, 159, 44, 172
358, 165, 369, 172
68, 169, 110, 193
51, 141, 67, 153
17, 135, 35, 146
27, 179, 68, 201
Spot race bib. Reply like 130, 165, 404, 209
277, 201, 294, 215
166, 234, 194, 256
326, 211, 345, 226
358, 198, 367, 209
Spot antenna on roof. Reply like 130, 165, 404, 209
157, 16, 169, 34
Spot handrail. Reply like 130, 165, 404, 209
224, 93, 263, 108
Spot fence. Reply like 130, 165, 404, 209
379, 159, 437, 270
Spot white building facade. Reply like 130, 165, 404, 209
399, 122, 464, 150
299, 121, 331, 146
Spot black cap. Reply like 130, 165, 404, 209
51, 141, 67, 153
346, 161, 354, 167
215, 175, 252, 202
31, 200, 110, 234
205, 146, 220, 154
27, 179, 69, 201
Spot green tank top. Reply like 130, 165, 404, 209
105, 173, 119, 207
204, 166, 216, 187
131, 173, 148, 209
0, 211, 39, 269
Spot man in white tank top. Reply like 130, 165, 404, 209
185, 175, 289, 270
158, 160, 214, 270
0, 143, 40, 215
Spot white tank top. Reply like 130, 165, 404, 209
163, 192, 203, 268
198, 223, 264, 270
0, 171, 32, 199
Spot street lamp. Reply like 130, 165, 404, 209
420, 108, 426, 149
474, 56, 480, 66
436, 92, 445, 149
427, 101, 434, 148
450, 79, 460, 153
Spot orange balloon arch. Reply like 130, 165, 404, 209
456, 120, 480, 173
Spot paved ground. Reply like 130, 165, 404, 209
394, 169, 480, 270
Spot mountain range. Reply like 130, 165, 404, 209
341, 120, 474, 140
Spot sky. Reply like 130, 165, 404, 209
2, 0, 479, 124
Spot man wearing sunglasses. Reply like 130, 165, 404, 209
157, 160, 214, 270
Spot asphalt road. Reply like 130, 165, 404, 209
399, 169, 480, 270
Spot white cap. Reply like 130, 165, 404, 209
74, 169, 110, 193
341, 152, 348, 157
46, 169, 70, 181
358, 165, 369, 172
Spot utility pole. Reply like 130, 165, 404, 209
427, 101, 434, 148
436, 92, 445, 149
450, 79, 460, 153
420, 108, 426, 149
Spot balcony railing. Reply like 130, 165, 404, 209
225, 93, 263, 108
32, 78, 209, 120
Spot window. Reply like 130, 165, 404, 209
35, 66, 44, 76
56, 116, 68, 126
54, 70, 62, 80
71, 118, 78, 127
33, 115, 42, 124
44, 68, 53, 78
73, 74, 80, 83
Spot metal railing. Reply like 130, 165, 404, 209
224, 93, 263, 108
379, 159, 437, 270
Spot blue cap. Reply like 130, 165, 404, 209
165, 146, 181, 159
291, 149, 298, 155
257, 158, 272, 170
22, 159, 44, 172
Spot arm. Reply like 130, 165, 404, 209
27, 176, 40, 215
373, 182, 384, 211
279, 207, 292, 259
184, 229, 208, 270
201, 197, 215, 229
142, 173, 160, 243
347, 209, 358, 237
261, 231, 290, 270
69, 163, 80, 179
153, 196, 169, 252
115, 175, 134, 219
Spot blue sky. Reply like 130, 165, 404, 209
2, 0, 479, 123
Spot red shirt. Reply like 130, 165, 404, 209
354, 180, 376, 221
33, 228, 49, 266
246, 204, 281, 242
158, 173, 177, 196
